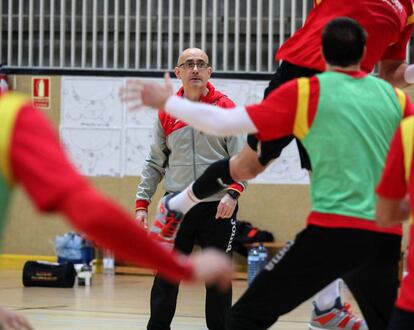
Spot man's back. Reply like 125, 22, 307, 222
303, 72, 404, 220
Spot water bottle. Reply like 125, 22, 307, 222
247, 246, 260, 286
258, 243, 268, 270
103, 250, 115, 275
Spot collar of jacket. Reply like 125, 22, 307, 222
159, 82, 232, 137
176, 82, 223, 104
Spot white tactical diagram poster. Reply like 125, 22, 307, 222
60, 76, 309, 184
61, 128, 122, 176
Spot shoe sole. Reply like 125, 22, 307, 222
309, 322, 366, 330
309, 325, 336, 330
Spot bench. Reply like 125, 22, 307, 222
114, 242, 288, 280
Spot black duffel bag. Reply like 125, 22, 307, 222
22, 261, 76, 288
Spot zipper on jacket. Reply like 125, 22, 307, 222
191, 128, 197, 180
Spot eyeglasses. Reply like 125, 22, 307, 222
178, 61, 210, 70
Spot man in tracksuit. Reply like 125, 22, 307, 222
134, 48, 246, 330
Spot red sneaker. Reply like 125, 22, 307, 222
149, 194, 184, 250
309, 298, 367, 330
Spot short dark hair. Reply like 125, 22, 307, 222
322, 17, 367, 67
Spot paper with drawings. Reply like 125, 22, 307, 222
60, 76, 309, 184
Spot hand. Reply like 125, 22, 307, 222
376, 195, 411, 227
215, 194, 237, 219
191, 248, 233, 289
399, 195, 411, 221
119, 72, 174, 111
0, 307, 34, 330
135, 210, 148, 229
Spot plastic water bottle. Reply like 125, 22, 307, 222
103, 250, 115, 275
258, 243, 268, 270
247, 246, 260, 286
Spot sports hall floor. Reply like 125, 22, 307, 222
0, 270, 362, 329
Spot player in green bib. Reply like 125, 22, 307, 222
123, 17, 414, 330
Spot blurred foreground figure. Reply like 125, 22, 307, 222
0, 92, 233, 329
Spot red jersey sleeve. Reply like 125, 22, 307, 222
381, 23, 414, 61
11, 105, 90, 211
10, 106, 194, 282
245, 77, 320, 141
245, 80, 299, 141
376, 127, 407, 199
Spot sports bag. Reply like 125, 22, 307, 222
22, 261, 76, 288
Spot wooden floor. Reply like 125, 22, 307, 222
0, 270, 362, 329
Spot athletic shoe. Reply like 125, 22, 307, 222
149, 193, 184, 250
309, 297, 368, 330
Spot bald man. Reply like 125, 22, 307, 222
135, 48, 246, 330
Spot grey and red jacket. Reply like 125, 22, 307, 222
135, 82, 247, 211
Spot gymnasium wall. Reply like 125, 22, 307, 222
2, 75, 311, 256
6, 75, 413, 256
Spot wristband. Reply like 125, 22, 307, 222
404, 64, 414, 84
226, 189, 240, 200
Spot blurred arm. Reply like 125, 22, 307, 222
10, 105, 194, 282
